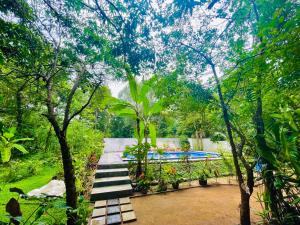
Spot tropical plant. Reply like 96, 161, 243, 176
135, 173, 151, 194
109, 67, 163, 177
0, 127, 32, 163
196, 159, 212, 186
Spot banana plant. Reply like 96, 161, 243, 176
109, 67, 163, 177
0, 127, 33, 163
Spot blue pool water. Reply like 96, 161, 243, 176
124, 151, 221, 161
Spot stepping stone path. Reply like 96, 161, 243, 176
90, 198, 137, 224
90, 149, 136, 224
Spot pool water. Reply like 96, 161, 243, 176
124, 151, 221, 161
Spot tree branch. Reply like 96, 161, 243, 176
64, 81, 102, 131
63, 75, 81, 130
179, 42, 213, 65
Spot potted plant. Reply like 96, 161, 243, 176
136, 173, 151, 194
157, 178, 168, 192
166, 166, 182, 190
199, 172, 208, 186
197, 160, 211, 186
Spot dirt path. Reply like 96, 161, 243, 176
130, 184, 262, 225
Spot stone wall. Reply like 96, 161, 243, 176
103, 138, 231, 153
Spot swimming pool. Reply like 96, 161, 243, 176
124, 151, 221, 161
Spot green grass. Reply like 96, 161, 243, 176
0, 165, 66, 223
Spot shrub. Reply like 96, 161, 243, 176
179, 136, 191, 151
210, 133, 226, 142
2, 159, 41, 182
67, 120, 104, 193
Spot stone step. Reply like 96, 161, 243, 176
98, 162, 128, 169
94, 176, 131, 187
90, 184, 133, 201
95, 168, 129, 178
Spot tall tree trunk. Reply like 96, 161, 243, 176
58, 131, 78, 225
210, 63, 251, 225
46, 79, 78, 225
255, 72, 281, 220
195, 130, 201, 150
240, 191, 251, 225
199, 129, 203, 151
250, 0, 284, 220
16, 90, 23, 134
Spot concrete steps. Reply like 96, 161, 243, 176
91, 151, 133, 215
94, 176, 131, 188
98, 163, 128, 169
91, 184, 132, 201
95, 168, 129, 178
91, 160, 132, 202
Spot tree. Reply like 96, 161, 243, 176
1, 0, 111, 224
160, 1, 256, 224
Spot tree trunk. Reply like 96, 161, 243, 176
210, 63, 251, 225
16, 90, 23, 134
250, 1, 282, 220
199, 129, 203, 151
58, 131, 78, 225
240, 191, 251, 225
195, 130, 201, 150
255, 73, 281, 220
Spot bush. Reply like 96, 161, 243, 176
67, 120, 104, 193
179, 136, 191, 151
1, 159, 41, 182
210, 133, 226, 142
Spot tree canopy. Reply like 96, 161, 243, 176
1, 0, 299, 224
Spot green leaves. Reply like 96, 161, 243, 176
139, 83, 151, 102
149, 123, 157, 147
256, 147, 277, 167
138, 120, 145, 144
127, 72, 139, 103
108, 66, 163, 150
148, 100, 163, 115
115, 108, 137, 118
1, 147, 12, 163
0, 127, 32, 163
11, 144, 28, 154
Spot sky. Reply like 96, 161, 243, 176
107, 80, 126, 97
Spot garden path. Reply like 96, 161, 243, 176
90, 139, 136, 224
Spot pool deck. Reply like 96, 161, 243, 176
98, 152, 125, 165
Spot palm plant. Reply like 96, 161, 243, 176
109, 66, 163, 177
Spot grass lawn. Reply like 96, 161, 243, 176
0, 165, 66, 224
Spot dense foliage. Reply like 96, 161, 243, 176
0, 0, 299, 225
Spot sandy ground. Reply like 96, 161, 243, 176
130, 181, 262, 225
